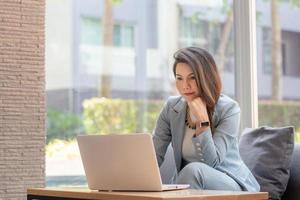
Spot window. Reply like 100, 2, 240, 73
179, 17, 208, 47
179, 15, 234, 73
81, 17, 134, 48
256, 0, 300, 143
46, 0, 236, 187
262, 28, 286, 75
81, 17, 102, 45
113, 24, 134, 47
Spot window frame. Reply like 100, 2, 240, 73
234, 0, 258, 131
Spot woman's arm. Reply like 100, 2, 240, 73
152, 100, 172, 167
191, 101, 240, 167
188, 97, 210, 135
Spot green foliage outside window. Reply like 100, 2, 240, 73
258, 101, 300, 141
82, 98, 163, 135
46, 99, 300, 144
46, 108, 85, 144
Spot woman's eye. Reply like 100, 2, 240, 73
176, 77, 182, 80
190, 76, 196, 80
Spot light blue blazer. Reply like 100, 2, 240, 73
153, 94, 260, 192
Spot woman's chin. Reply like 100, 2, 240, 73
183, 95, 194, 102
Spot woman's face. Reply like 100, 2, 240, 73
175, 63, 199, 102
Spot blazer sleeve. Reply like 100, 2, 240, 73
191, 101, 240, 167
152, 99, 172, 167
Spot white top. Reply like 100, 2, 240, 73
182, 126, 198, 162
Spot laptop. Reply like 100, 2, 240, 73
77, 133, 190, 191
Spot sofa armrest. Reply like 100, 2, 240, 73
282, 144, 300, 200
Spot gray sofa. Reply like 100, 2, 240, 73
160, 144, 300, 200
282, 144, 300, 200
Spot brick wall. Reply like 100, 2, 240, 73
0, 0, 45, 199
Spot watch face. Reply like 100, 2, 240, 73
200, 121, 210, 127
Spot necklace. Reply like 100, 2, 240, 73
185, 107, 196, 130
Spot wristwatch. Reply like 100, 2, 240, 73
199, 121, 210, 127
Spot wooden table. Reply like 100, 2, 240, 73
27, 187, 268, 200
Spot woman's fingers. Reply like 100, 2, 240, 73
188, 97, 209, 121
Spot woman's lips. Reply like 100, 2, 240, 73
184, 92, 195, 96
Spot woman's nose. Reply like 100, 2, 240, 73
183, 80, 190, 89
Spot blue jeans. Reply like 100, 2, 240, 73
173, 162, 242, 191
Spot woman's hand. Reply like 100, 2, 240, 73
188, 97, 209, 122
188, 97, 210, 136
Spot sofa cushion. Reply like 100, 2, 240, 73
239, 126, 294, 200
282, 144, 300, 200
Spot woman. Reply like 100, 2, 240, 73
153, 47, 260, 191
